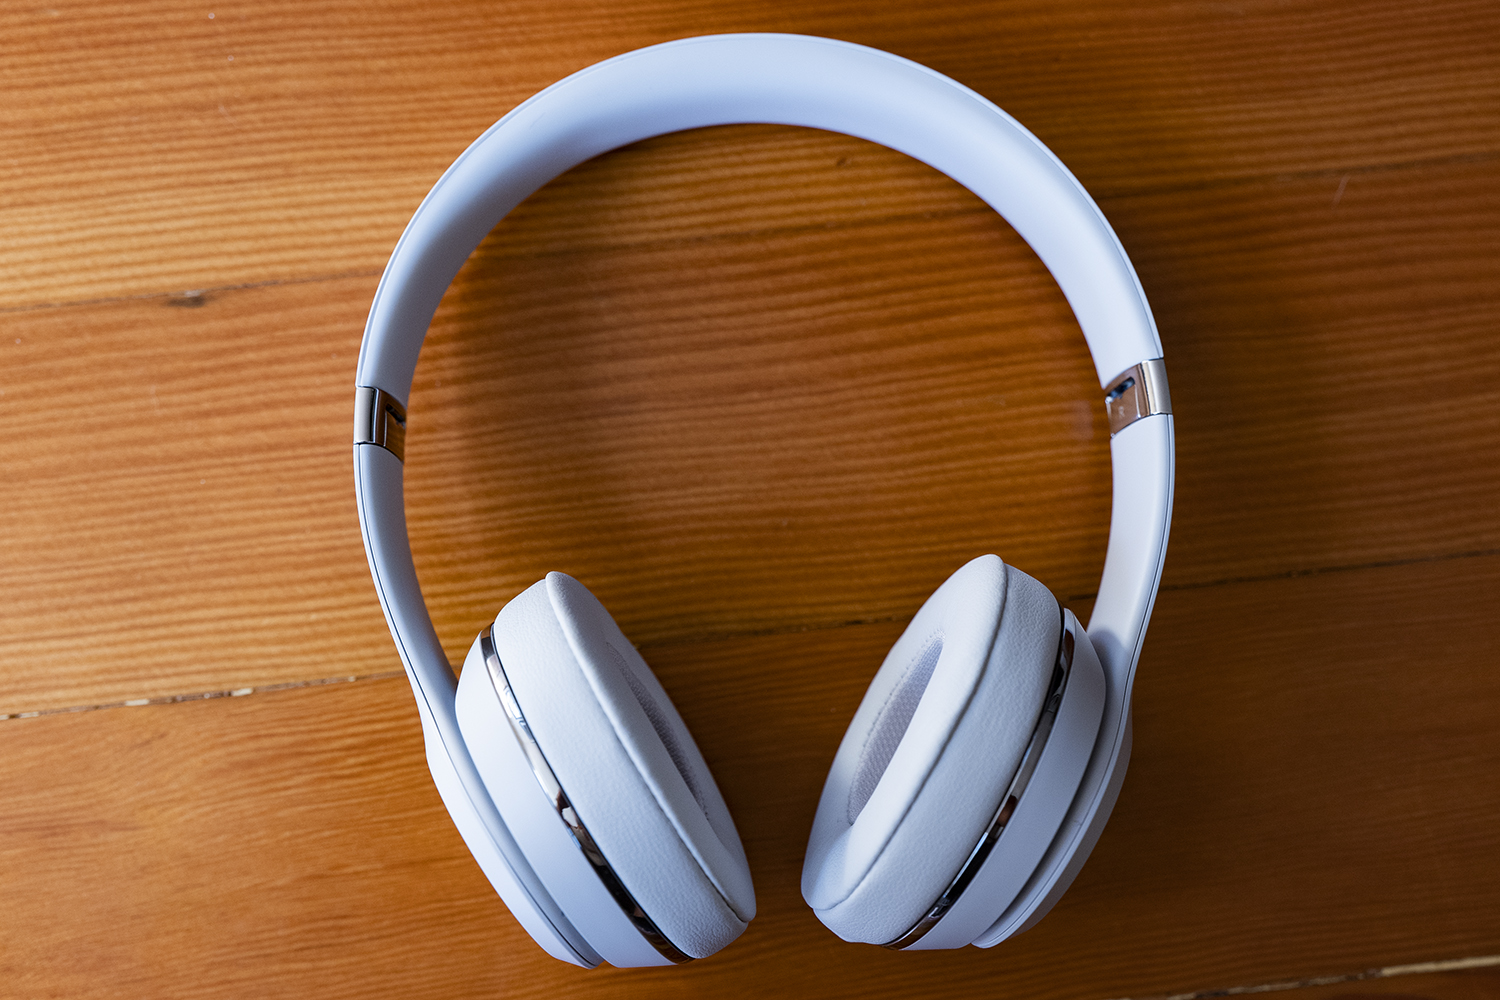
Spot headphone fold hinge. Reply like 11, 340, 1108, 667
354, 386, 408, 462
1103, 359, 1171, 437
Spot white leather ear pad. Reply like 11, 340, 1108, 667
801, 554, 1061, 944
489, 573, 755, 959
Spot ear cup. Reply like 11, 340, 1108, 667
801, 554, 1061, 944
487, 573, 755, 959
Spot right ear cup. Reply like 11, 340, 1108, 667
456, 573, 754, 964
801, 554, 1063, 944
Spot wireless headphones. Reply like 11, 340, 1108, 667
353, 33, 1174, 969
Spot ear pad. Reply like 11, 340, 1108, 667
488, 573, 755, 959
801, 554, 1061, 944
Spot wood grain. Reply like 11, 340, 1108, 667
5, 0, 1499, 996
2, 554, 1496, 999
1117, 155, 1500, 585
1, 0, 1497, 309
4, 138, 1496, 713
2, 276, 393, 714
1250, 967, 1500, 1000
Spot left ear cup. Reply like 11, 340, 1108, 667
457, 572, 754, 963
801, 554, 1062, 944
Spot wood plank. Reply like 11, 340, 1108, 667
1, 277, 395, 714
1094, 554, 1500, 992
1114, 156, 1500, 585
2, 0, 1497, 308
1124, 964, 1500, 1000
405, 179, 1112, 657
6, 1, 1497, 994
1262, 966, 1500, 1000
2, 551, 1496, 998
4, 156, 1498, 713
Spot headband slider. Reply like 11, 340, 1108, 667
1104, 359, 1171, 436
355, 386, 407, 462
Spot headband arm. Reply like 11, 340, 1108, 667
353, 443, 602, 968
1090, 413, 1175, 676
973, 411, 1174, 944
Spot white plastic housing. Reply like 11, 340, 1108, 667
904, 609, 1105, 949
974, 414, 1175, 946
354, 445, 599, 968
455, 632, 674, 967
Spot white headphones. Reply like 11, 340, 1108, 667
353, 33, 1174, 969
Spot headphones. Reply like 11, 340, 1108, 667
353, 34, 1174, 968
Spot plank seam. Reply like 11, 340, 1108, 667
1146, 545, 1500, 599
1108, 953, 1500, 1000
0, 670, 403, 722
650, 544, 1500, 649
4, 546, 1496, 721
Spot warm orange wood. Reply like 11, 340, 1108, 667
4, 146, 1497, 713
5, 0, 1499, 996
2, 555, 1497, 999
1, 0, 1497, 309
1118, 154, 1500, 585
2, 276, 394, 713
408, 144, 1500, 661
1252, 967, 1500, 1000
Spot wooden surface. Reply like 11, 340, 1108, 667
2, 1, 1497, 998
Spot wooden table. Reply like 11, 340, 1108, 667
3, 2, 1497, 998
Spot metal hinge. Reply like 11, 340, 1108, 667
1103, 358, 1171, 436
354, 386, 407, 462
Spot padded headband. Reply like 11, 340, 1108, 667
352, 33, 1174, 962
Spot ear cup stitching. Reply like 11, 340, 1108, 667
847, 628, 944, 823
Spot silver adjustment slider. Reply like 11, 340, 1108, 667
1103, 358, 1171, 436
354, 386, 407, 462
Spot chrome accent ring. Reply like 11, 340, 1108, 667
1103, 358, 1171, 436
478, 627, 694, 965
354, 385, 408, 462
882, 614, 1076, 950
